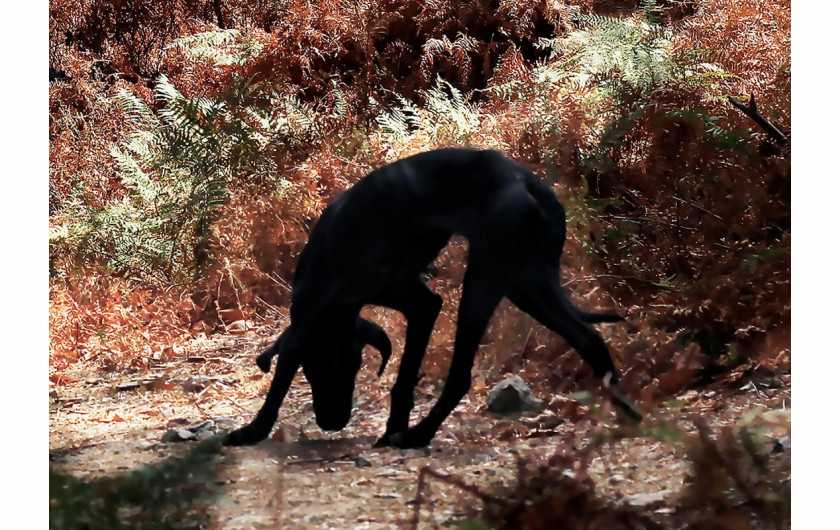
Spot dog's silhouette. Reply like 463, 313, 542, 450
226, 148, 635, 449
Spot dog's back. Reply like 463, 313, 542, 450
291, 148, 567, 315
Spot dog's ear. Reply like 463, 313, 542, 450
354, 318, 392, 377
256, 327, 296, 373
256, 347, 275, 373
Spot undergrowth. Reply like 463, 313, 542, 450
50, 0, 790, 403
413, 407, 791, 530
50, 436, 226, 529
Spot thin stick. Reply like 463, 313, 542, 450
411, 467, 508, 530
671, 195, 724, 220
728, 94, 789, 145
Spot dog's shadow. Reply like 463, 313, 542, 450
231, 434, 383, 463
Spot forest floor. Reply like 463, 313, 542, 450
49, 325, 791, 529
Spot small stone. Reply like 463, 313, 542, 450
227, 320, 253, 335
487, 375, 544, 415
214, 417, 239, 430
195, 429, 216, 441
188, 419, 216, 434
179, 376, 239, 392
167, 417, 198, 427
188, 419, 217, 440
161, 428, 197, 443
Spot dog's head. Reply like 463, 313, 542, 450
278, 316, 389, 432
300, 331, 362, 432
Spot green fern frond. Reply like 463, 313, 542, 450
332, 89, 348, 118
110, 146, 160, 203
375, 106, 413, 141
154, 75, 182, 104
113, 88, 158, 129
481, 79, 524, 101
374, 78, 481, 146
420, 78, 480, 138
168, 29, 240, 51
280, 96, 317, 135
167, 29, 264, 66
540, 10, 679, 95
55, 73, 325, 281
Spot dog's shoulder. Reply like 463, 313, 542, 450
366, 148, 526, 193
370, 147, 507, 176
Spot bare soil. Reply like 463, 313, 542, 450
49, 327, 791, 529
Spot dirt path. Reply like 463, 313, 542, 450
49, 330, 790, 529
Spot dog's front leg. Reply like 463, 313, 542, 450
370, 280, 442, 447
386, 272, 502, 449
225, 350, 300, 446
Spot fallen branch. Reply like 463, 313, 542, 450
410, 466, 509, 530
728, 94, 789, 146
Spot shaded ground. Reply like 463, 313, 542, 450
49, 327, 791, 529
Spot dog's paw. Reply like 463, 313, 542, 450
373, 433, 393, 448
609, 389, 644, 424
224, 424, 269, 446
379, 428, 433, 449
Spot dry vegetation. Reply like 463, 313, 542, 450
49, 0, 790, 527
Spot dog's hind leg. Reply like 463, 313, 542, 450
369, 277, 443, 447
505, 269, 619, 384
505, 269, 643, 422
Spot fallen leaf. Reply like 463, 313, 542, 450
218, 308, 246, 324
50, 373, 80, 385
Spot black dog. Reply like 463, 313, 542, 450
225, 148, 636, 449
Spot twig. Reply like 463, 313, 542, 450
191, 399, 210, 419
269, 272, 294, 293
284, 454, 360, 467
764, 221, 791, 238
517, 325, 533, 361
222, 394, 249, 414
607, 214, 699, 231
670, 195, 723, 220
564, 274, 678, 292
411, 467, 508, 530
253, 296, 290, 321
